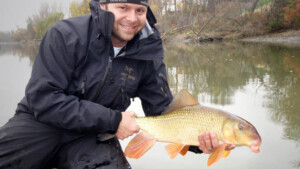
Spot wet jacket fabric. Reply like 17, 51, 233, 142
16, 0, 173, 135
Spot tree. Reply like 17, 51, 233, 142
70, 0, 90, 17
0, 32, 12, 42
283, 0, 300, 28
249, 0, 260, 15
35, 12, 64, 39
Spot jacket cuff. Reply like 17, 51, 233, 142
108, 110, 122, 134
189, 146, 203, 154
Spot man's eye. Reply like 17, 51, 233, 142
119, 6, 126, 10
136, 9, 145, 14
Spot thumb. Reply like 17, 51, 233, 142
128, 111, 137, 117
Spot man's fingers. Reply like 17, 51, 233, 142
128, 111, 138, 117
198, 134, 205, 146
197, 132, 221, 154
115, 111, 140, 140
225, 144, 235, 150
196, 132, 235, 154
210, 132, 219, 148
204, 132, 213, 150
198, 133, 211, 154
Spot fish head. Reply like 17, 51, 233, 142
222, 116, 261, 153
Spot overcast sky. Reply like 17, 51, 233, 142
0, 0, 82, 32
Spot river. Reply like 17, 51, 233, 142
0, 41, 300, 169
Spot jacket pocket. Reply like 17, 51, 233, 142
68, 74, 88, 99
108, 85, 136, 110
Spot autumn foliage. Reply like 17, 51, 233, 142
283, 0, 300, 28
1, 0, 299, 43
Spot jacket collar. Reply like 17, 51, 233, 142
89, 0, 114, 38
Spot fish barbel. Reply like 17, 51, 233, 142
124, 89, 262, 166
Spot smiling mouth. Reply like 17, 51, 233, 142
121, 25, 136, 31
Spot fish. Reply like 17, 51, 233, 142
124, 89, 261, 166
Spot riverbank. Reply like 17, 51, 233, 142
2, 30, 299, 47
241, 30, 300, 47
169, 29, 300, 47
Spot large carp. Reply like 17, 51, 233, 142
124, 89, 261, 166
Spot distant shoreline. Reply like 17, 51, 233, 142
1, 30, 299, 47
241, 30, 300, 46
0, 40, 41, 46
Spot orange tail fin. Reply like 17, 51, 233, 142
166, 143, 189, 159
124, 132, 155, 159
207, 144, 225, 166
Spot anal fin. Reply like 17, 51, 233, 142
166, 143, 188, 159
180, 145, 190, 156
124, 132, 155, 159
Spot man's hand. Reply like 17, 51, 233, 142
198, 132, 235, 154
115, 111, 140, 140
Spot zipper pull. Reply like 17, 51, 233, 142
108, 57, 113, 70
80, 76, 87, 99
159, 73, 168, 97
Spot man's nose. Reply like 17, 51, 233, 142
126, 10, 138, 22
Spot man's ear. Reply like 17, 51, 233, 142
100, 4, 108, 10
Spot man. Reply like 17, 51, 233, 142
0, 0, 233, 168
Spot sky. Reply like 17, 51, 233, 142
0, 0, 82, 32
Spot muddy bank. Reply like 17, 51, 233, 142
241, 30, 300, 47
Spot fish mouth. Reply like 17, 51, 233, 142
250, 140, 261, 153
250, 144, 260, 153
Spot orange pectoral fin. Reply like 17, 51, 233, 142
222, 150, 230, 158
207, 144, 225, 167
124, 132, 155, 159
166, 143, 187, 159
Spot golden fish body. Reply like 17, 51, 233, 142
136, 105, 229, 146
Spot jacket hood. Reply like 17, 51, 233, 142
89, 0, 164, 60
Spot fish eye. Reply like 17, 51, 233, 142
238, 123, 244, 131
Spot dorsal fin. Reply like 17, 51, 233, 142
162, 89, 199, 115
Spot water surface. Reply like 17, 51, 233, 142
0, 42, 299, 169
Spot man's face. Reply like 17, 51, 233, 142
100, 3, 147, 47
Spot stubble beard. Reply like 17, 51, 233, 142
111, 27, 139, 45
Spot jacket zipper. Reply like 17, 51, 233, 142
107, 86, 124, 107
92, 11, 114, 102
92, 57, 113, 102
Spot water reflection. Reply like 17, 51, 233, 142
164, 42, 300, 168
164, 41, 300, 141
0, 43, 37, 64
1, 42, 300, 168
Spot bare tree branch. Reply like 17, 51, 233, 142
161, 25, 192, 40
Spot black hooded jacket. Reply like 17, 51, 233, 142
16, 0, 173, 135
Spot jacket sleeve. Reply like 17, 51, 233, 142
137, 60, 173, 116
25, 24, 121, 134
